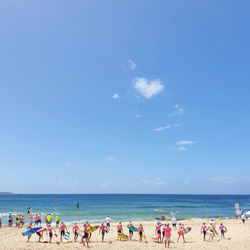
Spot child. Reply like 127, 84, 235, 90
164, 223, 171, 248
26, 223, 32, 242
73, 223, 79, 242
99, 223, 107, 242
47, 225, 54, 243
220, 223, 227, 239
60, 222, 68, 242
201, 222, 207, 241
81, 224, 89, 247
138, 224, 144, 242
117, 222, 123, 241
177, 223, 185, 243
127, 221, 134, 240
155, 223, 162, 243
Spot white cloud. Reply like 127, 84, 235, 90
154, 124, 171, 132
112, 93, 120, 99
176, 140, 196, 145
101, 181, 112, 188
177, 147, 187, 151
208, 176, 250, 183
134, 78, 164, 99
169, 104, 184, 117
128, 59, 136, 70
106, 155, 117, 162
143, 177, 166, 186
154, 123, 180, 132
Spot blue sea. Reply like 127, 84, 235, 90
0, 194, 250, 226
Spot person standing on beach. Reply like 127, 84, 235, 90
8, 212, 13, 227
55, 214, 60, 228
220, 223, 227, 239
86, 221, 93, 241
241, 213, 246, 224
164, 223, 171, 248
177, 223, 185, 243
138, 224, 144, 242
26, 223, 33, 242
45, 214, 48, 226
81, 224, 89, 247
47, 225, 55, 243
105, 216, 111, 231
37, 214, 41, 226
59, 222, 68, 242
73, 223, 79, 242
99, 223, 107, 242
172, 216, 177, 229
127, 221, 134, 240
47, 214, 52, 226
155, 222, 162, 243
117, 222, 123, 241
201, 222, 207, 241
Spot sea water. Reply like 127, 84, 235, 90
0, 194, 249, 226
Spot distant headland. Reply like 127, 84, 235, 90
0, 192, 18, 195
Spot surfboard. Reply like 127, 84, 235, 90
151, 234, 160, 240
178, 227, 191, 236
62, 232, 70, 243
22, 227, 42, 236
128, 226, 138, 232
118, 233, 128, 239
86, 225, 99, 234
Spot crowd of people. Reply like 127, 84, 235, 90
16, 213, 233, 248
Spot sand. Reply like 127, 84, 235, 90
0, 219, 249, 249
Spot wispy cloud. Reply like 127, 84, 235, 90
177, 146, 187, 151
176, 140, 197, 145
208, 176, 250, 183
143, 177, 166, 186
136, 114, 141, 118
134, 78, 164, 99
154, 123, 180, 132
128, 59, 136, 70
101, 181, 112, 188
112, 93, 120, 99
106, 155, 118, 162
169, 104, 184, 117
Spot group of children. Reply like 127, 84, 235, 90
200, 219, 227, 241
20, 214, 228, 248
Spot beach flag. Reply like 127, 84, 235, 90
76, 202, 80, 209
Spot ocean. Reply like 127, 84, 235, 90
0, 194, 249, 226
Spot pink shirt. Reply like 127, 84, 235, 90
138, 226, 143, 232
100, 225, 105, 231
117, 225, 122, 230
164, 227, 171, 237
61, 224, 65, 230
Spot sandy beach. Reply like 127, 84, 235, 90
0, 219, 249, 250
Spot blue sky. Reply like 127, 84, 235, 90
0, 0, 250, 194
